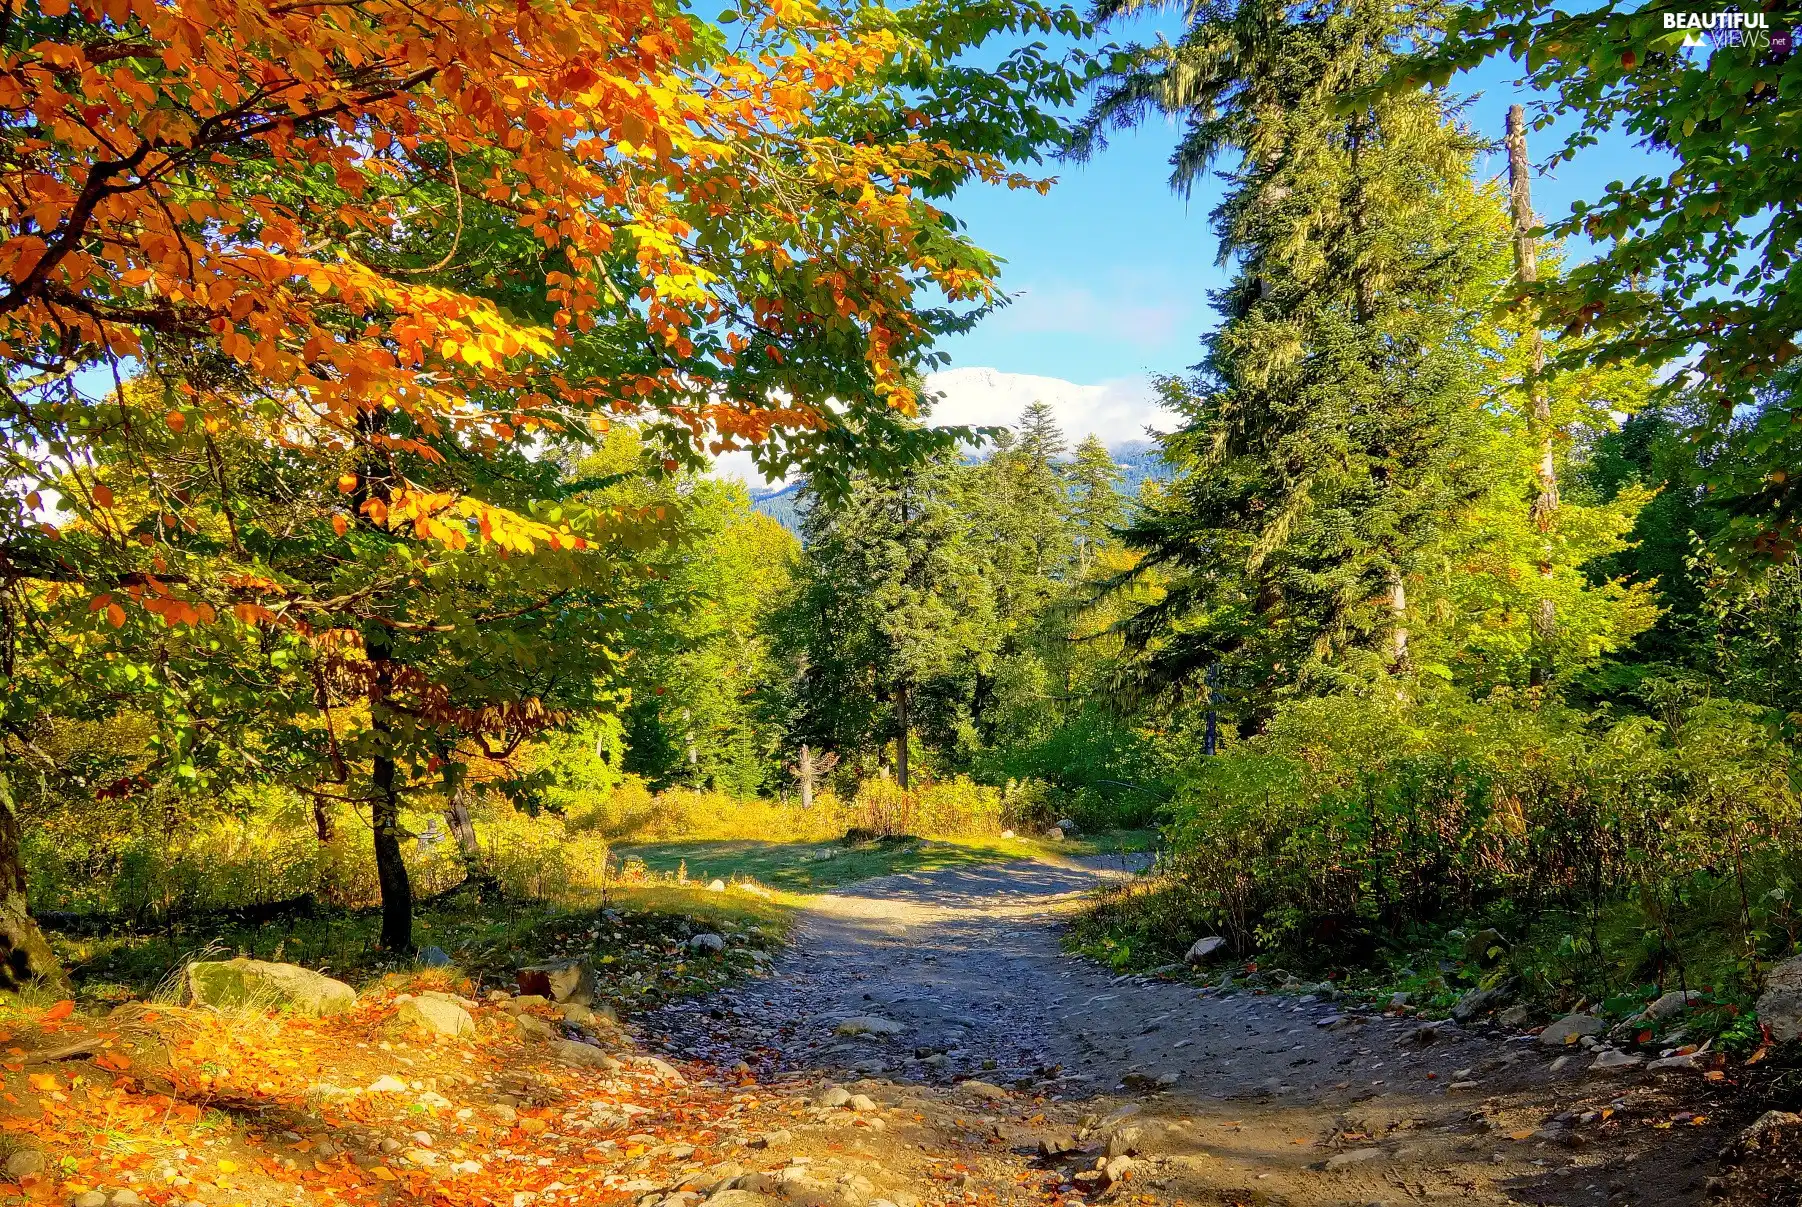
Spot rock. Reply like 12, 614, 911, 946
962, 1080, 1008, 1102
368, 1075, 409, 1093
1043, 827, 1065, 842
510, 994, 550, 1010
1497, 1004, 1533, 1028
109, 1190, 140, 1206
848, 1094, 878, 1113
1399, 1021, 1448, 1047
816, 1086, 852, 1108
417, 945, 452, 967
1462, 928, 1510, 966
706, 1192, 781, 1207
689, 934, 726, 955
397, 996, 475, 1038
1325, 1148, 1384, 1171
708, 879, 727, 892
1184, 937, 1227, 966
186, 958, 356, 1016
834, 1015, 902, 1037
1589, 1049, 1644, 1073
1000, 830, 1015, 839
1732, 1110, 1802, 1155
747, 1131, 792, 1149
1452, 984, 1512, 1023
517, 960, 595, 1005
1648, 1053, 1702, 1072
1038, 1134, 1079, 1158
1388, 991, 1411, 1009
555, 1040, 621, 1070
515, 1014, 557, 1042
1101, 1156, 1132, 1186
1758, 954, 1802, 1043
637, 1055, 685, 1083
72, 1193, 108, 1207
1107, 1127, 1142, 1158
4, 1149, 45, 1179
1640, 990, 1702, 1022
1539, 1013, 1606, 1046
1056, 818, 1080, 836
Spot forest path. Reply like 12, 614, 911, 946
646, 854, 1745, 1207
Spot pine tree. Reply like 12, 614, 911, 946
771, 451, 995, 789
1080, 0, 1516, 709
1067, 436, 1127, 572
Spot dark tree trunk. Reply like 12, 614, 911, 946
371, 750, 414, 953
894, 682, 910, 792
0, 775, 67, 991
313, 798, 335, 844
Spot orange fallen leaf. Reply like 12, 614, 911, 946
41, 1001, 73, 1022
27, 1074, 57, 1092
1509, 1130, 1534, 1141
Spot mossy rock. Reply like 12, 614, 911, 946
186, 958, 356, 1016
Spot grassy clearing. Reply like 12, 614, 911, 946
613, 828, 1157, 893
53, 878, 799, 1013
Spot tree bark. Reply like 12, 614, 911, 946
798, 743, 814, 810
1507, 104, 1560, 686
894, 682, 910, 792
369, 668, 413, 953
0, 773, 67, 991
312, 798, 335, 844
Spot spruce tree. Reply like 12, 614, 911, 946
1079, 0, 1516, 708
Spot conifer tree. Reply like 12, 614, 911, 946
1078, 0, 1516, 708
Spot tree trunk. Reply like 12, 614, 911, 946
1507, 104, 1560, 686
369, 680, 414, 953
0, 775, 66, 992
444, 779, 481, 865
1389, 570, 1409, 669
313, 798, 335, 844
798, 744, 815, 810
894, 682, 910, 792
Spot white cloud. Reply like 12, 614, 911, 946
709, 367, 1175, 490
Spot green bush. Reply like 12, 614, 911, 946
1142, 686, 1799, 994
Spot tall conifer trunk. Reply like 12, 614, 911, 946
894, 682, 911, 791
1507, 104, 1561, 683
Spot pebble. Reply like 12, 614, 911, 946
4, 1149, 45, 1179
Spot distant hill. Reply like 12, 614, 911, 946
749, 439, 1171, 535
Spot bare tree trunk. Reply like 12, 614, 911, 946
0, 773, 66, 992
444, 778, 481, 865
312, 797, 335, 844
894, 682, 911, 793
369, 665, 413, 954
1507, 104, 1561, 686
798, 744, 815, 810
1389, 571, 1409, 669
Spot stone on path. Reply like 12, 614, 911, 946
554, 1039, 622, 1070
1639, 989, 1701, 1021
834, 1015, 903, 1037
1538, 1014, 1605, 1047
397, 995, 475, 1038
961, 1080, 1008, 1102
186, 958, 357, 1016
1589, 1049, 1644, 1073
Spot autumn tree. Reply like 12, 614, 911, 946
0, 0, 1088, 975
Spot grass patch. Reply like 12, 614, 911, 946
613, 829, 1156, 893
52, 878, 800, 1015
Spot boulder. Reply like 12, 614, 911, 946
1758, 954, 1802, 1043
708, 879, 727, 893
1451, 984, 1512, 1022
417, 946, 452, 967
186, 958, 356, 1016
397, 995, 474, 1038
1640, 989, 1702, 1022
834, 1015, 903, 1037
689, 933, 726, 955
1056, 818, 1080, 836
1043, 827, 1065, 842
517, 960, 594, 1005
1184, 936, 1227, 966
1538, 1013, 1606, 1047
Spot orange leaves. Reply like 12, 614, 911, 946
40, 1001, 74, 1023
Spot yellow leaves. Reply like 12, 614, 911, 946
27, 1073, 57, 1093
216, 1159, 238, 1174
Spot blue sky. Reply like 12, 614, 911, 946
933, 13, 1666, 390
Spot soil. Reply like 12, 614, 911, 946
645, 854, 1760, 1207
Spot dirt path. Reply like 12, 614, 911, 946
647, 855, 1748, 1207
